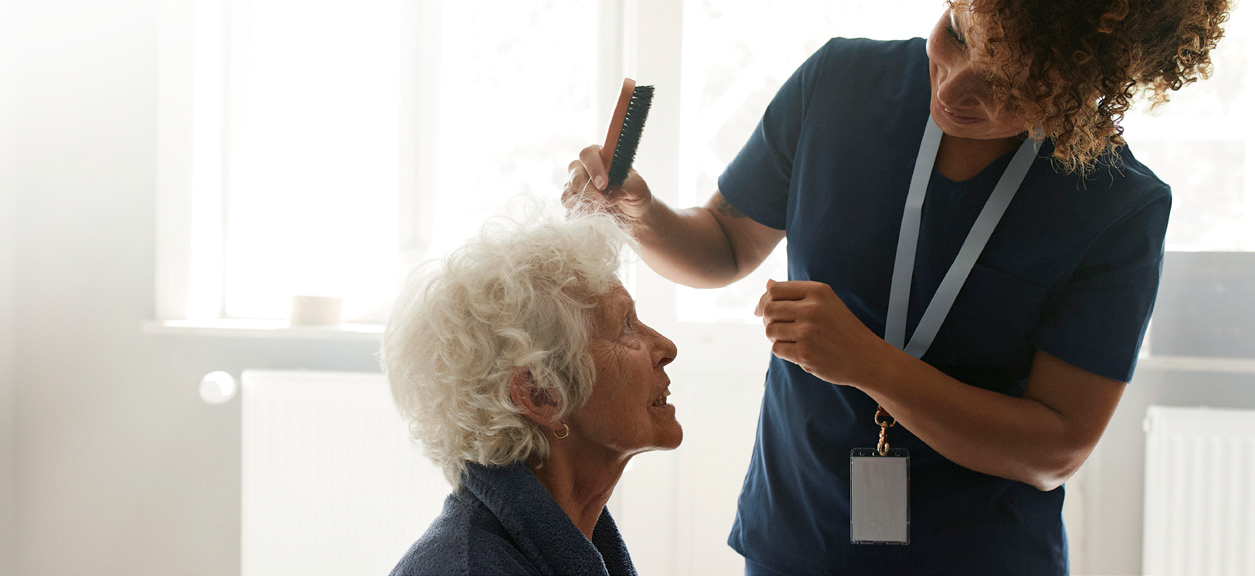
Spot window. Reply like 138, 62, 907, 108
673, 0, 939, 322
160, 0, 1254, 328
1121, 21, 1254, 251
157, 0, 611, 326
154, 0, 964, 330
222, 0, 403, 322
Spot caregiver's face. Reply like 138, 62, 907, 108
925, 7, 1027, 140
568, 284, 681, 459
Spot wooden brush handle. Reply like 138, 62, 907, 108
600, 78, 637, 170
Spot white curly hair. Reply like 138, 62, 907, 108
381, 206, 637, 490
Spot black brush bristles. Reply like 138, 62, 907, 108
606, 84, 653, 188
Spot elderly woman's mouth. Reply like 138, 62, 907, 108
651, 388, 671, 408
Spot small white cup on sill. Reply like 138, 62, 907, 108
289, 295, 343, 326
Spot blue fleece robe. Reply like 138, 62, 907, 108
390, 462, 637, 576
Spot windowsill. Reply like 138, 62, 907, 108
142, 319, 383, 342
1137, 353, 1255, 374
141, 319, 1255, 369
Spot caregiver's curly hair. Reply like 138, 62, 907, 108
959, 0, 1230, 173
381, 207, 635, 490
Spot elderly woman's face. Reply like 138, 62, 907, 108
567, 285, 681, 458
925, 7, 1027, 140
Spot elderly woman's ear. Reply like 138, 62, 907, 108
508, 368, 564, 433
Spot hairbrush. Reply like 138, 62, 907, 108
598, 77, 654, 189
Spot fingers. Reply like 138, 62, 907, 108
759, 280, 803, 345
757, 278, 819, 346
757, 298, 802, 327
757, 279, 811, 375
763, 318, 797, 343
562, 145, 612, 214
566, 162, 587, 190
762, 279, 818, 301
753, 279, 779, 317
770, 342, 815, 375
756, 278, 821, 317
563, 145, 655, 222
565, 154, 595, 193
578, 145, 608, 192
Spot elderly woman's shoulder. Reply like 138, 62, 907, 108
389, 492, 540, 576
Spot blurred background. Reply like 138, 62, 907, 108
2, 0, 1253, 575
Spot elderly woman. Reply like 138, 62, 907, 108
381, 209, 680, 576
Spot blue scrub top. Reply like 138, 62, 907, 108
720, 37, 1169, 575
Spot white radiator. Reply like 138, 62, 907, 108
241, 370, 448, 576
1142, 406, 1255, 575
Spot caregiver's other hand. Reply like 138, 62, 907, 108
754, 279, 891, 387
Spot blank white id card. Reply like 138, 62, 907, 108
850, 448, 909, 544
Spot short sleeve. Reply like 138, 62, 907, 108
717, 40, 836, 230
1032, 188, 1171, 382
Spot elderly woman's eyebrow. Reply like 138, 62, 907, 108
616, 300, 635, 325
598, 295, 631, 333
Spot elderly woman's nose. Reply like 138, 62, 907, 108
653, 332, 677, 368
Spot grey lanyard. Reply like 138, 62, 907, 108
885, 117, 1039, 358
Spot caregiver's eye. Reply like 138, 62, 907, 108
948, 10, 967, 47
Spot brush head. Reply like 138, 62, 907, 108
600, 80, 654, 189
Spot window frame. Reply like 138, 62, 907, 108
157, 0, 433, 327
155, 0, 637, 331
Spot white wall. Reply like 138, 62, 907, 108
9, 1, 381, 575
1, 0, 19, 572
1077, 363, 1255, 574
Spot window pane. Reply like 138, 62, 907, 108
218, 0, 603, 322
675, 0, 938, 323
425, 0, 601, 259
1121, 14, 1254, 251
676, 0, 1255, 321
224, 0, 401, 321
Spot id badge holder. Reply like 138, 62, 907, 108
850, 447, 909, 544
